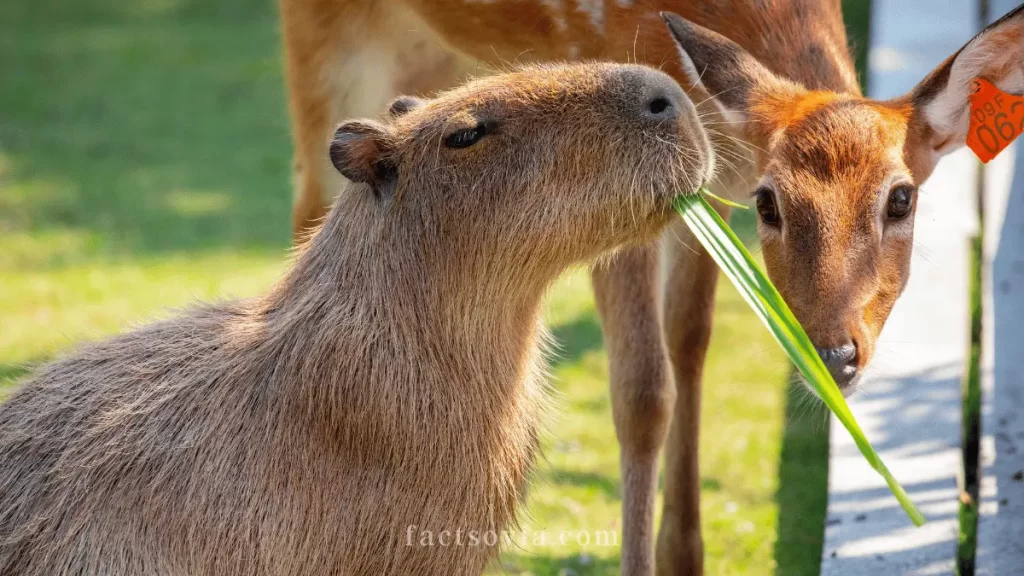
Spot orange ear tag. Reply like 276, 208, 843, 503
966, 77, 1024, 163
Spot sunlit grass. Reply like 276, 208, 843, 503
0, 253, 286, 388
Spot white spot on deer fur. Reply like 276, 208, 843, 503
323, 47, 398, 199
574, 0, 604, 32
614, 0, 632, 6
331, 49, 396, 120
568, 44, 581, 58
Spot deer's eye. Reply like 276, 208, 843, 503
756, 187, 781, 227
444, 123, 488, 149
887, 184, 915, 220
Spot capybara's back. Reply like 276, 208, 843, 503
0, 307, 271, 574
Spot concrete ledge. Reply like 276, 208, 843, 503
821, 1, 979, 574
977, 111, 1024, 576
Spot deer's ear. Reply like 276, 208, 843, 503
662, 12, 799, 127
329, 120, 397, 195
909, 5, 1024, 156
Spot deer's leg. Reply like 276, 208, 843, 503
279, 0, 474, 241
652, 215, 726, 576
592, 245, 674, 576
279, 0, 348, 239
655, 125, 752, 574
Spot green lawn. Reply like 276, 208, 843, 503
0, 0, 867, 573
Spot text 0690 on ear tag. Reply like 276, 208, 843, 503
967, 77, 1024, 164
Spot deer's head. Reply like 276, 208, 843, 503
665, 7, 1024, 393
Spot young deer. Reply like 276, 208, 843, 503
279, 1, 1024, 574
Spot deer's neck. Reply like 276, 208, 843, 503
675, 0, 861, 95
404, 0, 860, 95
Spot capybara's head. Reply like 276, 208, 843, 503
328, 63, 713, 277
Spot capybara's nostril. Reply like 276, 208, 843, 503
815, 343, 859, 387
640, 88, 681, 121
648, 96, 672, 116
621, 66, 687, 122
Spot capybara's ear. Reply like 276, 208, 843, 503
330, 120, 397, 195
388, 95, 425, 118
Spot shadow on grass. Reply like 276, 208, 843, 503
550, 468, 620, 500
0, 356, 49, 383
550, 313, 603, 370
773, 381, 831, 576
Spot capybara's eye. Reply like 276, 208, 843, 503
886, 184, 915, 220
444, 123, 487, 149
755, 187, 781, 227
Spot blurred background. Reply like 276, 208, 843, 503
0, 0, 870, 574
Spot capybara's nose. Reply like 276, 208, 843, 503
815, 343, 859, 387
622, 66, 690, 122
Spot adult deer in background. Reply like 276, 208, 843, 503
279, 1, 1024, 573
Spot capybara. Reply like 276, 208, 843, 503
0, 63, 712, 575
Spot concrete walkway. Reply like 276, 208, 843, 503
978, 139, 1024, 576
976, 4, 1024, 573
821, 1, 980, 574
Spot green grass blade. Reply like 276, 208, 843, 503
673, 192, 926, 527
702, 189, 750, 210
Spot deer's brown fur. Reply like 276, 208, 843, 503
0, 63, 712, 576
279, 2, 1024, 575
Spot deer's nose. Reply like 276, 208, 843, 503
815, 343, 859, 387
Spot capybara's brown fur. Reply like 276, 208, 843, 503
0, 63, 712, 576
